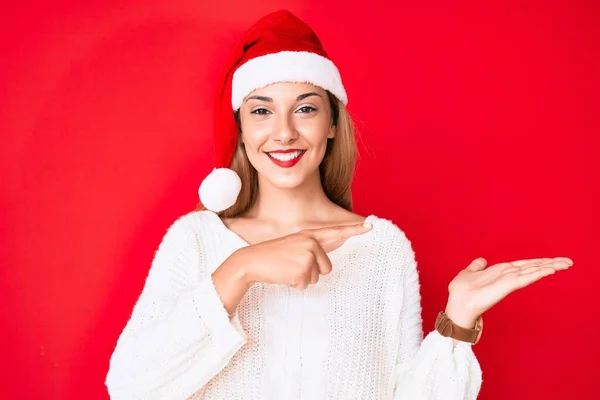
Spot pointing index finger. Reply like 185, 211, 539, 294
310, 220, 373, 243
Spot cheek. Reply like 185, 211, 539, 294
241, 124, 270, 152
240, 127, 273, 170
297, 121, 331, 150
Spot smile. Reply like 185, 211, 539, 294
266, 150, 306, 168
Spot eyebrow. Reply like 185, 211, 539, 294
244, 92, 322, 103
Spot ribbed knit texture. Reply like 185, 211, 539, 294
105, 210, 483, 399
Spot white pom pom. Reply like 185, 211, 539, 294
198, 168, 242, 212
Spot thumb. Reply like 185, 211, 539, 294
466, 257, 487, 271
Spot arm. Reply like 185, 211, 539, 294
392, 238, 483, 400
105, 214, 247, 400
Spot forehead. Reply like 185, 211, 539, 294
246, 82, 328, 100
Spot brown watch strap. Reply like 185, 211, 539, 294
435, 311, 483, 344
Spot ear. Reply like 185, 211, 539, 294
327, 124, 336, 139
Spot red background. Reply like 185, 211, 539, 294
1, 1, 598, 399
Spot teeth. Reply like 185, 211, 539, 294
269, 150, 303, 161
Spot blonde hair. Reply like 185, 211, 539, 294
196, 91, 357, 218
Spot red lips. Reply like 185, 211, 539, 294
266, 150, 306, 168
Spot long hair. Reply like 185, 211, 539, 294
196, 91, 357, 218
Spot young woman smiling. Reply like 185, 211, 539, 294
105, 10, 574, 400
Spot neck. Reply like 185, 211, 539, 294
246, 170, 335, 225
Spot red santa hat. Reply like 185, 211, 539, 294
198, 9, 348, 212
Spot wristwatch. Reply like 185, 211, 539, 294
435, 311, 483, 345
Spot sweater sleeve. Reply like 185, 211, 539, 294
392, 237, 483, 400
105, 213, 247, 400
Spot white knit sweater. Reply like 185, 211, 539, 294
105, 210, 482, 399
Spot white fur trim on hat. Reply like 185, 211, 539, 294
198, 168, 242, 212
231, 51, 348, 110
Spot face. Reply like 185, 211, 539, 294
238, 82, 335, 190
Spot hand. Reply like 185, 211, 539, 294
234, 221, 373, 290
444, 257, 574, 328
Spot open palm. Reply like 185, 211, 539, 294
447, 257, 574, 318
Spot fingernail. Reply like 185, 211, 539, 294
363, 222, 372, 229
562, 258, 574, 266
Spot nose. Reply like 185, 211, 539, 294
273, 113, 298, 145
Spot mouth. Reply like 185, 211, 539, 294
265, 150, 307, 168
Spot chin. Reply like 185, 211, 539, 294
255, 161, 320, 189
269, 176, 306, 189
256, 170, 308, 190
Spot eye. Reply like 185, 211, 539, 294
251, 107, 271, 115
297, 106, 317, 114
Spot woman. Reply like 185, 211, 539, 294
105, 9, 574, 400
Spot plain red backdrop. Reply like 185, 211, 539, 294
1, 1, 598, 399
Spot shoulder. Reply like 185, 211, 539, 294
150, 210, 225, 270
363, 215, 421, 285
166, 209, 218, 229
364, 213, 417, 260
368, 214, 412, 242
159, 209, 220, 243
145, 211, 221, 282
